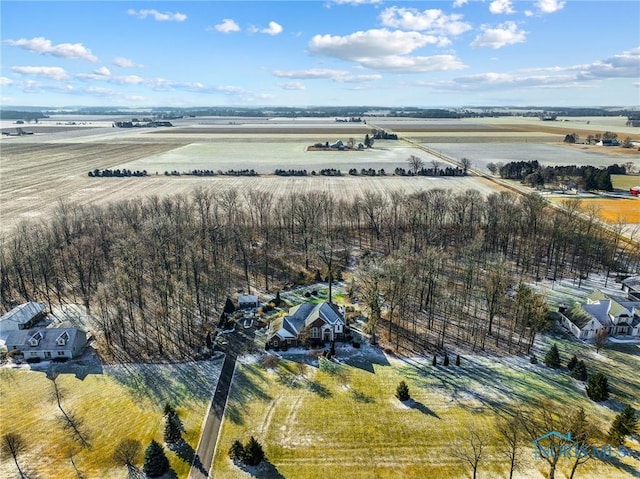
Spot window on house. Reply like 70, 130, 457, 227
57, 351, 65, 356
30, 352, 37, 357
310, 327, 320, 338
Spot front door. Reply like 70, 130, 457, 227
323, 330, 331, 341
44, 351, 51, 359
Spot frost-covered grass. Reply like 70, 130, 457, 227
213, 342, 639, 479
0, 360, 223, 479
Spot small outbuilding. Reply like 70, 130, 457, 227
238, 294, 259, 310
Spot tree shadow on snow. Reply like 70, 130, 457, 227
234, 459, 286, 479
343, 347, 390, 374
168, 439, 207, 475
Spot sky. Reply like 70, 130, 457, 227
1, 0, 639, 108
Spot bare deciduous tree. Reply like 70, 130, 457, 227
2, 432, 27, 478
407, 155, 424, 174
112, 438, 143, 479
594, 328, 608, 353
453, 427, 488, 479
495, 415, 524, 479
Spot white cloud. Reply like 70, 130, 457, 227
12, 66, 69, 80
212, 19, 240, 33
379, 7, 472, 35
76, 68, 145, 85
535, 0, 566, 14
5, 37, 98, 62
127, 9, 187, 22
453, 0, 468, 7
279, 81, 306, 90
358, 55, 466, 73
265, 21, 283, 35
0, 77, 14, 86
310, 29, 438, 60
273, 68, 382, 82
308, 29, 464, 73
113, 57, 142, 68
273, 68, 350, 80
471, 22, 527, 49
94, 66, 111, 77
427, 47, 640, 92
489, 0, 515, 14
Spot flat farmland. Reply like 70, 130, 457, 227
116, 141, 446, 174
548, 196, 640, 223
0, 127, 503, 237
423, 143, 639, 173
2, 115, 637, 238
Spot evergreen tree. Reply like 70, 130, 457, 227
608, 404, 638, 446
396, 381, 410, 401
586, 372, 610, 402
163, 403, 176, 417
567, 354, 578, 371
142, 440, 170, 478
243, 436, 265, 466
571, 360, 588, 381
432, 355, 437, 366
224, 297, 235, 314
530, 354, 538, 364
206, 331, 213, 349
455, 354, 461, 366
443, 354, 450, 366
164, 411, 183, 445
229, 440, 245, 462
543, 344, 561, 368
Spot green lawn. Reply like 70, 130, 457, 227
213, 343, 640, 479
611, 174, 640, 190
0, 360, 222, 479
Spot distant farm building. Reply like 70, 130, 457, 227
630, 186, 640, 196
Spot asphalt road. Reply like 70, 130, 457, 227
188, 322, 256, 478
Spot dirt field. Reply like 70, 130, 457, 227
2, 116, 637, 238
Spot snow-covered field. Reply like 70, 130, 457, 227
423, 142, 634, 173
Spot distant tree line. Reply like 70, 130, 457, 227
275, 169, 307, 177
0, 110, 48, 120
394, 166, 466, 177
161, 169, 259, 177
348, 168, 386, 176
498, 161, 617, 191
370, 129, 398, 140
88, 168, 148, 178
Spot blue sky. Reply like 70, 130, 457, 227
1, 0, 639, 107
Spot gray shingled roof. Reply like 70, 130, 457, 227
0, 302, 45, 326
5, 328, 87, 354
622, 276, 640, 290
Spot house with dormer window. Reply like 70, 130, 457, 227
5, 328, 87, 360
559, 289, 640, 340
267, 301, 346, 349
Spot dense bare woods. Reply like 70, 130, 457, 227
1, 187, 637, 360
